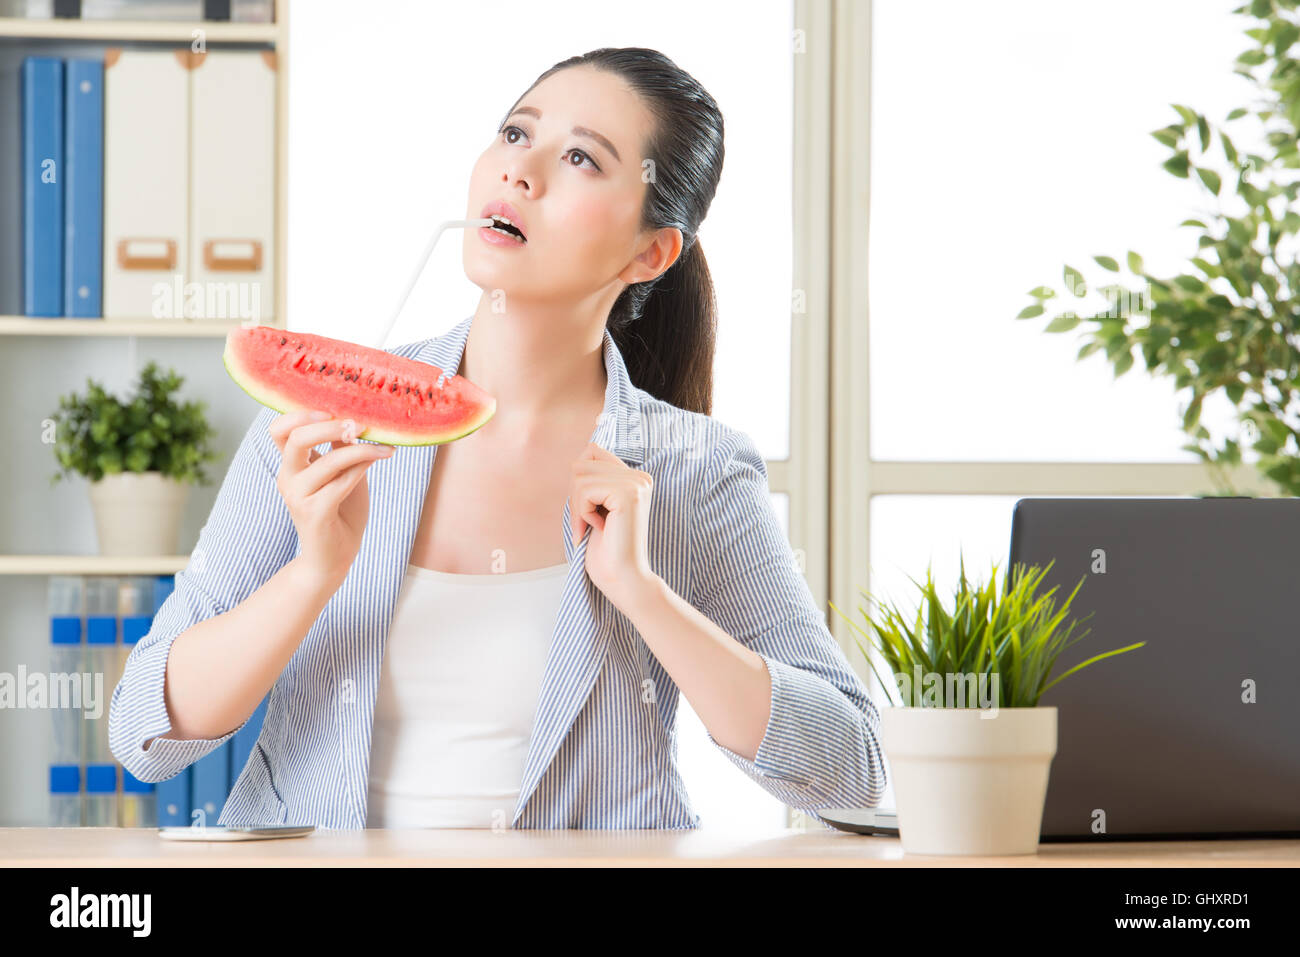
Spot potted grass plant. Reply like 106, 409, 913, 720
49, 361, 219, 556
829, 554, 1145, 856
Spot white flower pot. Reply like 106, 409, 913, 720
87, 471, 191, 556
881, 706, 1057, 856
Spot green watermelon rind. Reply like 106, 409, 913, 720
222, 331, 497, 448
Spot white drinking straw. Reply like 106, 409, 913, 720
372, 217, 494, 349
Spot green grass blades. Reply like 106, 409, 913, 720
829, 551, 1144, 708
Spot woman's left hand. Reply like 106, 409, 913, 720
568, 442, 659, 610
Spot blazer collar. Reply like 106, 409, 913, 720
377, 314, 645, 826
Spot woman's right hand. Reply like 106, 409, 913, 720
268, 410, 394, 587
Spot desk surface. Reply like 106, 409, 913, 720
2, 827, 1299, 867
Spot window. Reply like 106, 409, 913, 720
869, 0, 1255, 462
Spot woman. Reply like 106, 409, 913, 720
108, 47, 886, 830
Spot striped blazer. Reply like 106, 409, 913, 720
108, 313, 887, 830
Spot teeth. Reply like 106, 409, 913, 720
486, 213, 526, 242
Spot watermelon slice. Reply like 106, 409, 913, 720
223, 325, 496, 446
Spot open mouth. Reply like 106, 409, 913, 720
485, 214, 527, 243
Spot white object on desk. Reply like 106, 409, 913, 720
158, 825, 315, 841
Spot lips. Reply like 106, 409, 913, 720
479, 199, 528, 242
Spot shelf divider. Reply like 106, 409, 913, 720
0, 555, 191, 575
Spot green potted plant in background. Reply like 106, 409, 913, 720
49, 361, 219, 556
1018, 0, 1300, 496
829, 555, 1144, 856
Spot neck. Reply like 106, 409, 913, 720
459, 296, 608, 432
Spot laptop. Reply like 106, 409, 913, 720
818, 496, 1300, 841
1013, 496, 1300, 840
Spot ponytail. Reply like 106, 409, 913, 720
607, 236, 716, 416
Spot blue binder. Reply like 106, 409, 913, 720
152, 575, 176, 614
63, 58, 104, 318
21, 56, 64, 317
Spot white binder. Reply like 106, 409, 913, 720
189, 50, 277, 324
102, 49, 189, 319
101, 48, 276, 322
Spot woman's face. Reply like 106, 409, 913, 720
464, 65, 678, 310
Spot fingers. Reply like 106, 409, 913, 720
281, 417, 369, 474
568, 476, 613, 543
309, 456, 375, 513
268, 409, 332, 454
567, 468, 652, 544
291, 441, 391, 498
581, 442, 619, 463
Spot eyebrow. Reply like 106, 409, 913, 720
504, 106, 622, 164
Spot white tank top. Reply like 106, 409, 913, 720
364, 560, 570, 828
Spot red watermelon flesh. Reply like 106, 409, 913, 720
223, 326, 496, 446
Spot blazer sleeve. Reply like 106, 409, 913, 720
108, 405, 298, 784
688, 428, 888, 827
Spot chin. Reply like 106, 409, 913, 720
463, 260, 534, 299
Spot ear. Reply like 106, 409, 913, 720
619, 226, 683, 285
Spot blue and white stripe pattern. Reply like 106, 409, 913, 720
108, 314, 887, 830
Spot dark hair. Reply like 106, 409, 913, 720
504, 47, 724, 415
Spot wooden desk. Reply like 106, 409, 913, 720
2, 827, 1298, 867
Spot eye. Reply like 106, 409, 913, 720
563, 148, 600, 172
500, 124, 601, 172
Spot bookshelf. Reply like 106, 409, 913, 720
0, 2, 290, 328
0, 0, 289, 552
0, 2, 292, 826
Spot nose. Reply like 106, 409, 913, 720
500, 151, 539, 195
501, 167, 534, 197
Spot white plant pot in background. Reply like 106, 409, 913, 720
881, 706, 1057, 856
87, 471, 191, 556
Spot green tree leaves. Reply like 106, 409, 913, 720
1063, 264, 1086, 296
1015, 0, 1300, 497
